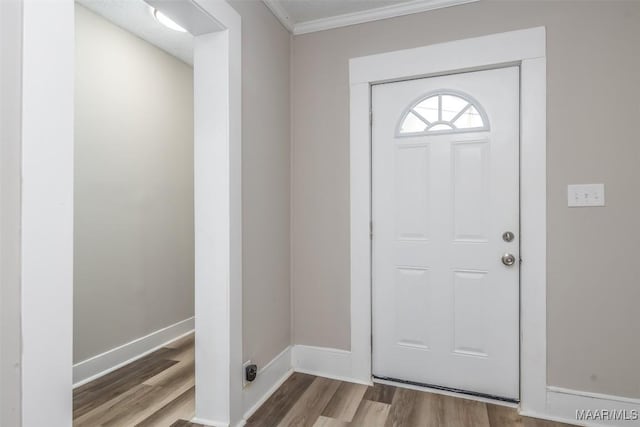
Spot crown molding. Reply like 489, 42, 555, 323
262, 0, 479, 35
262, 0, 294, 32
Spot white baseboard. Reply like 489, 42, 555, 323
73, 317, 195, 387
289, 345, 640, 427
291, 344, 371, 385
190, 346, 293, 427
242, 346, 293, 421
535, 386, 640, 427
191, 416, 228, 427
191, 415, 246, 427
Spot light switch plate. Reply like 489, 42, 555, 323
567, 183, 605, 207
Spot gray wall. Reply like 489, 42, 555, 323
229, 0, 292, 370
74, 5, 194, 363
0, 0, 22, 424
291, 1, 640, 398
74, 1, 293, 371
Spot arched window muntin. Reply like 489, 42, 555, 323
396, 89, 490, 137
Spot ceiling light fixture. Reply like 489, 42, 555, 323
153, 8, 188, 33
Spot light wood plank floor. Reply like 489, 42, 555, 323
74, 335, 576, 427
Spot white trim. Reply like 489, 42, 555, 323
374, 378, 518, 408
72, 318, 195, 387
518, 55, 547, 415
0, 0, 23, 425
262, 0, 294, 32
242, 346, 293, 421
287, 348, 639, 427
547, 387, 640, 407
349, 26, 547, 417
189, 417, 246, 427
291, 345, 372, 386
525, 387, 640, 427
190, 1, 243, 425
519, 409, 588, 427
20, 1, 74, 425
19, 0, 243, 425
191, 416, 230, 427
349, 27, 545, 85
349, 80, 374, 386
263, 0, 478, 35
294, 0, 477, 35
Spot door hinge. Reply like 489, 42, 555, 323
369, 110, 373, 126
370, 221, 373, 239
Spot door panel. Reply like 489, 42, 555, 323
372, 67, 520, 399
395, 145, 430, 241
452, 140, 490, 242
453, 269, 490, 357
395, 267, 431, 349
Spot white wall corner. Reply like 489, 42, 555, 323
242, 346, 293, 421
192, 346, 294, 426
292, 345, 370, 386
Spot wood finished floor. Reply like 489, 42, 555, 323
74, 335, 576, 427
73, 333, 196, 427
242, 375, 577, 427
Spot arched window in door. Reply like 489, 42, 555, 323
397, 90, 490, 136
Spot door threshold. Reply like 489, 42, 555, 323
373, 376, 519, 408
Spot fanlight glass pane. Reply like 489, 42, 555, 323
400, 111, 428, 133
413, 96, 439, 123
429, 123, 453, 131
453, 106, 484, 129
441, 95, 469, 121
398, 91, 487, 136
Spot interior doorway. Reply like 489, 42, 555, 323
17, 0, 243, 425
72, 3, 196, 423
73, 1, 195, 388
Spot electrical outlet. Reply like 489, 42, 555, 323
243, 360, 258, 386
243, 360, 252, 387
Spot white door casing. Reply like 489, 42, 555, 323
372, 67, 520, 399
349, 26, 546, 417
17, 0, 243, 425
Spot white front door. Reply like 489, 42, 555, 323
372, 67, 520, 400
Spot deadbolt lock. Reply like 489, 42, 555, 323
502, 231, 515, 242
